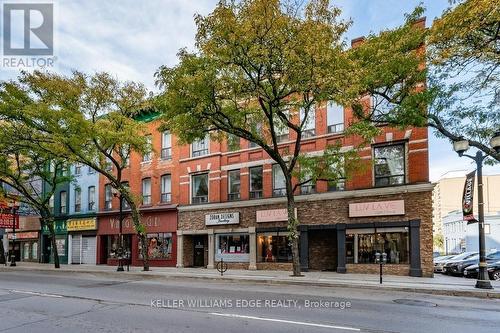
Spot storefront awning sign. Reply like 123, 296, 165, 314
67, 218, 97, 231
349, 200, 405, 217
8, 231, 38, 240
205, 212, 239, 226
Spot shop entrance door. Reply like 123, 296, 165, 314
193, 236, 205, 267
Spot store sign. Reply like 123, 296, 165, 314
205, 212, 240, 226
67, 218, 97, 231
256, 208, 296, 223
0, 213, 19, 228
349, 200, 405, 217
8, 231, 38, 240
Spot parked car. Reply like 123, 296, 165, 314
442, 252, 479, 275
463, 251, 500, 279
434, 255, 458, 273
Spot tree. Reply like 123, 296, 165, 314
155, 0, 364, 276
350, 1, 500, 162
0, 122, 70, 268
0, 71, 153, 270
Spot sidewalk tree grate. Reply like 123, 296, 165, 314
393, 299, 437, 307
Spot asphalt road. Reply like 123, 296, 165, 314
0, 270, 499, 333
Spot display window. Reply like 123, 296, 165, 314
216, 234, 249, 262
138, 233, 173, 260
257, 232, 292, 263
107, 235, 131, 259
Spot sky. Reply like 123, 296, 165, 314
1, 0, 499, 181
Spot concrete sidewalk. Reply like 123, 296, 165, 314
2, 262, 500, 299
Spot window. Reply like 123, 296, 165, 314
257, 232, 292, 263
121, 182, 130, 209
74, 163, 82, 176
299, 171, 315, 195
142, 178, 152, 205
328, 156, 346, 192
327, 101, 344, 133
49, 195, 54, 213
228, 170, 241, 201
88, 186, 96, 211
104, 184, 112, 210
346, 228, 409, 264
59, 191, 67, 214
249, 166, 263, 199
274, 111, 289, 143
74, 188, 81, 212
371, 84, 402, 122
120, 144, 130, 166
142, 135, 153, 162
272, 164, 286, 197
107, 235, 131, 259
32, 241, 38, 260
249, 123, 262, 148
160, 174, 171, 203
192, 173, 208, 204
300, 107, 316, 138
216, 234, 250, 262
374, 143, 405, 187
161, 131, 172, 160
192, 136, 209, 157
138, 233, 173, 259
227, 134, 240, 152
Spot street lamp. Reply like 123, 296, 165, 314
453, 132, 500, 290
7, 200, 20, 267
112, 188, 124, 272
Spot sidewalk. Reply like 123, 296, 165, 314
2, 262, 500, 299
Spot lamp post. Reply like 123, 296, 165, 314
453, 132, 500, 290
8, 200, 20, 267
112, 188, 124, 272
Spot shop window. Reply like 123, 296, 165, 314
59, 191, 67, 214
191, 136, 209, 157
374, 143, 405, 187
161, 131, 172, 160
138, 233, 173, 260
272, 164, 286, 197
228, 169, 241, 201
104, 184, 112, 210
216, 234, 250, 262
23, 243, 30, 260
257, 232, 292, 263
107, 235, 131, 259
192, 173, 209, 204
249, 166, 263, 199
74, 188, 81, 212
346, 229, 409, 264
55, 236, 66, 256
142, 135, 153, 162
88, 186, 96, 211
161, 174, 172, 203
32, 241, 38, 259
142, 178, 151, 205
327, 101, 344, 134
299, 106, 316, 138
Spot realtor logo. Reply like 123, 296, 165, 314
2, 3, 53, 56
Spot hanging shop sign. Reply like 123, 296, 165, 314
349, 200, 405, 217
0, 213, 19, 228
462, 171, 477, 224
205, 212, 240, 226
67, 218, 97, 231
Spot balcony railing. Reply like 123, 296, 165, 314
191, 149, 209, 157
88, 202, 95, 211
328, 179, 346, 192
161, 147, 172, 160
228, 193, 240, 201
300, 184, 315, 195
273, 188, 287, 197
192, 195, 208, 204
302, 129, 315, 138
249, 190, 263, 199
142, 195, 151, 205
161, 192, 172, 203
104, 201, 112, 210
327, 123, 344, 134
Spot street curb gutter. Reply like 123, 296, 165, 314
2, 266, 499, 300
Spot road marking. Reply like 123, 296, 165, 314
209, 312, 361, 331
10, 290, 63, 298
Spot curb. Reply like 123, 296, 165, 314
2, 266, 499, 299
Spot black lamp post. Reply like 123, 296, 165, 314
453, 132, 500, 290
8, 200, 19, 267
112, 188, 124, 272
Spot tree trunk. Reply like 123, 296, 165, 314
285, 174, 302, 277
0, 236, 6, 265
127, 199, 149, 271
46, 218, 60, 268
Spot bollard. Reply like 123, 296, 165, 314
216, 258, 228, 276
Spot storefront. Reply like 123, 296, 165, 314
41, 219, 68, 264
8, 231, 39, 262
68, 217, 98, 265
177, 185, 434, 276
97, 208, 177, 267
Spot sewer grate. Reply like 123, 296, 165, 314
393, 299, 437, 307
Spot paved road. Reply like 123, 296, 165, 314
0, 270, 499, 333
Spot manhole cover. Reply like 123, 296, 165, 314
393, 299, 437, 307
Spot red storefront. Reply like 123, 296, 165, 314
97, 207, 177, 267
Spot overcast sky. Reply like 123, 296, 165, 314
1, 0, 499, 181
